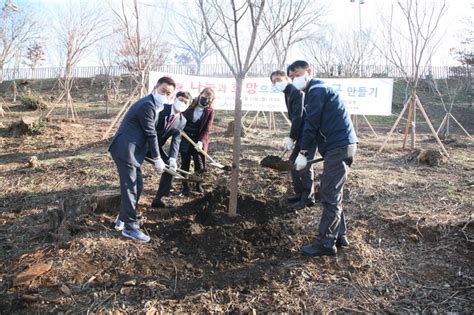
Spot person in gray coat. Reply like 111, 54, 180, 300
109, 76, 176, 242
151, 91, 192, 208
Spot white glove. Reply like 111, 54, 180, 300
153, 157, 166, 174
295, 152, 308, 171
168, 157, 177, 171
196, 141, 203, 150
283, 136, 295, 151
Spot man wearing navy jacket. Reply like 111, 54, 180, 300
109, 76, 176, 242
270, 70, 316, 211
151, 91, 192, 208
288, 60, 358, 257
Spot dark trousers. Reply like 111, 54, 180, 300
289, 142, 317, 202
315, 144, 357, 248
181, 150, 204, 173
154, 172, 173, 200
113, 157, 143, 229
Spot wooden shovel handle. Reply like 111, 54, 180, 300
180, 131, 211, 159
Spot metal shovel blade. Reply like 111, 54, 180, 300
260, 156, 323, 171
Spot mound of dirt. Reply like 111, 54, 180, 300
156, 187, 294, 268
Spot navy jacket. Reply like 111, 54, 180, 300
108, 94, 162, 167
283, 83, 304, 141
156, 104, 187, 160
300, 79, 358, 156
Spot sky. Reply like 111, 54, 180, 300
325, 0, 472, 65
12, 0, 474, 67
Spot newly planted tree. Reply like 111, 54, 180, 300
197, 0, 312, 216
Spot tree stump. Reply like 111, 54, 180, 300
417, 149, 445, 167
9, 117, 41, 136
83, 190, 121, 214
46, 191, 121, 243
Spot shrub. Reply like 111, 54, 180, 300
20, 94, 48, 110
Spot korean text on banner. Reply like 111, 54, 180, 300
149, 72, 393, 116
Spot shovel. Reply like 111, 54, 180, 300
180, 131, 230, 170
144, 157, 203, 182
260, 156, 324, 171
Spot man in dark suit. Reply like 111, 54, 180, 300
109, 76, 176, 242
270, 70, 316, 211
151, 91, 192, 208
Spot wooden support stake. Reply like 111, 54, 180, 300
280, 111, 291, 126
436, 113, 448, 135
362, 115, 378, 137
102, 85, 140, 140
378, 99, 410, 153
449, 113, 473, 139
402, 99, 414, 150
414, 95, 449, 156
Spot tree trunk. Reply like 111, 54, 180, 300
228, 75, 244, 217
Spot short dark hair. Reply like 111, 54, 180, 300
176, 91, 192, 100
270, 70, 287, 81
288, 60, 310, 73
156, 76, 176, 88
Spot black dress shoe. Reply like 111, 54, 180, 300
336, 235, 350, 248
300, 244, 337, 257
305, 198, 316, 207
287, 194, 301, 203
151, 198, 174, 209
288, 201, 306, 212
181, 186, 191, 196
195, 183, 204, 193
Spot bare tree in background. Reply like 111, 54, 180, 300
302, 26, 377, 77
263, 0, 326, 69
170, 4, 216, 75
198, 0, 311, 216
102, 0, 170, 139
111, 0, 170, 97
25, 42, 45, 70
450, 2, 473, 68
0, 1, 38, 79
47, 1, 110, 121
377, 0, 449, 155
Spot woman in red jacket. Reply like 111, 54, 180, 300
180, 87, 215, 194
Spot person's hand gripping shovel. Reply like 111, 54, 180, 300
180, 131, 231, 171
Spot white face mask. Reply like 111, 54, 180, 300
292, 75, 308, 90
172, 99, 188, 113
273, 80, 288, 93
153, 92, 168, 105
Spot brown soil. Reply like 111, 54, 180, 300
0, 106, 473, 313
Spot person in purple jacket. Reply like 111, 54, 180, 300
288, 60, 358, 257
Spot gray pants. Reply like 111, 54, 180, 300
315, 144, 356, 248
113, 157, 143, 229
289, 142, 317, 202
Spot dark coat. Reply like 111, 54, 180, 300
181, 106, 215, 152
108, 94, 161, 167
300, 79, 358, 156
283, 83, 304, 141
155, 104, 187, 160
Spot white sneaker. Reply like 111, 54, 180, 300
115, 215, 141, 231
114, 215, 125, 231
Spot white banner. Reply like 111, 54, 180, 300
149, 72, 393, 116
